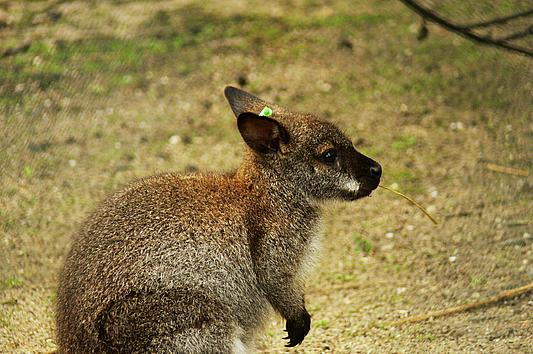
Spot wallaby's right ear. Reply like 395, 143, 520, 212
224, 86, 267, 118
238, 113, 289, 154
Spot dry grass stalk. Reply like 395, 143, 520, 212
485, 163, 529, 177
378, 185, 438, 224
388, 282, 533, 327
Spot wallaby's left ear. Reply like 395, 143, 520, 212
225, 86, 267, 118
237, 112, 289, 154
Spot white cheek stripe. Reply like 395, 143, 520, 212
344, 179, 360, 192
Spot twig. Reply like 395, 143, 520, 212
378, 185, 438, 224
485, 163, 529, 177
398, 0, 533, 57
388, 282, 533, 327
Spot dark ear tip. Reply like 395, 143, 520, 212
224, 86, 241, 100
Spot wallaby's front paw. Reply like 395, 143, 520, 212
283, 309, 311, 347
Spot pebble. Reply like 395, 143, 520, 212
449, 121, 464, 130
398, 309, 409, 316
449, 255, 457, 263
168, 135, 181, 145
32, 56, 43, 66
385, 232, 394, 239
68, 159, 77, 167
396, 287, 407, 295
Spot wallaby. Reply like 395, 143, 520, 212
56, 86, 382, 353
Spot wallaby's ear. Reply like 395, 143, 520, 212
238, 112, 289, 154
224, 86, 267, 117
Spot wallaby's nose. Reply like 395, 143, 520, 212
370, 164, 382, 178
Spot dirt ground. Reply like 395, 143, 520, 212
1, 1, 532, 353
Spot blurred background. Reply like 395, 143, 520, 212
0, 0, 531, 352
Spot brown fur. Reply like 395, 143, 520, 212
56, 86, 381, 353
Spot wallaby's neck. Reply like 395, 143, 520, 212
235, 152, 318, 215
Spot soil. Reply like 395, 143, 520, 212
1, 1, 531, 353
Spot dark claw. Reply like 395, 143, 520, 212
283, 308, 311, 347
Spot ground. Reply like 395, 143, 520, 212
0, 0, 532, 353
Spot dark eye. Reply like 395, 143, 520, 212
319, 149, 337, 165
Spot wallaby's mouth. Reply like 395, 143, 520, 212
342, 187, 374, 201
356, 188, 373, 198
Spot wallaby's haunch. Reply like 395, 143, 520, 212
56, 87, 382, 353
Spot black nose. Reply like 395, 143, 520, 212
370, 164, 382, 178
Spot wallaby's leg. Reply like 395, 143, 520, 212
98, 289, 240, 353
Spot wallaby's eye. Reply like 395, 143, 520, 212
319, 149, 337, 165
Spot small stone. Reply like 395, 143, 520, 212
168, 135, 181, 145
449, 122, 464, 130
524, 232, 531, 240
32, 56, 43, 66
396, 287, 407, 295
430, 190, 438, 198
398, 309, 409, 317
449, 255, 457, 263
68, 159, 77, 167
406, 224, 415, 231
385, 232, 394, 239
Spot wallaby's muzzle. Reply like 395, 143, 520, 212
352, 151, 382, 199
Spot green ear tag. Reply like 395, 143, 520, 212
259, 106, 273, 117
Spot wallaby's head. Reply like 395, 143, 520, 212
225, 86, 381, 201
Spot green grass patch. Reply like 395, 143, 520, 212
0, 276, 24, 291
353, 235, 373, 254
391, 135, 417, 151
469, 276, 487, 289
333, 273, 355, 282
388, 169, 415, 183
315, 319, 330, 329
